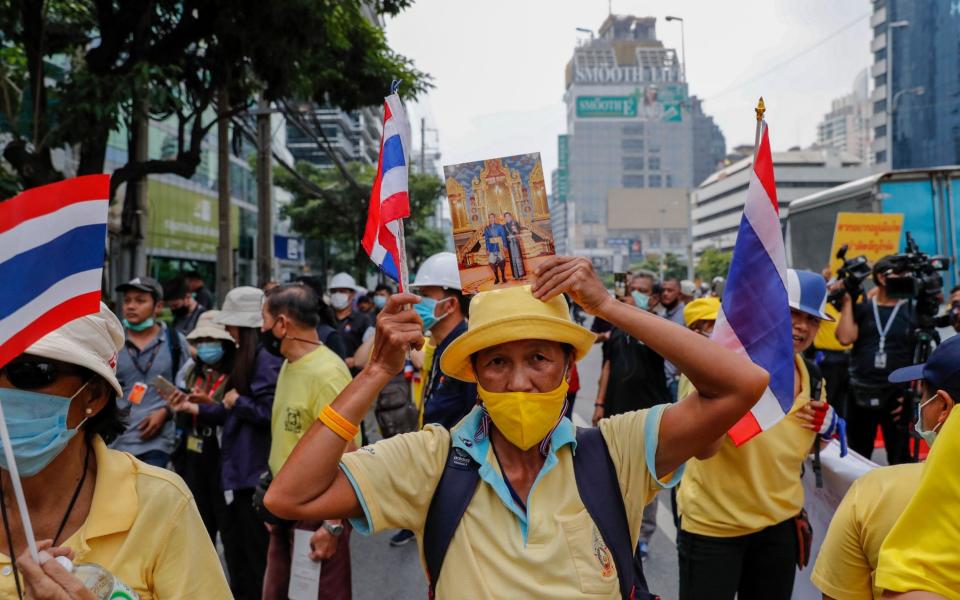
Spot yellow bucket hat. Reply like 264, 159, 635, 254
440, 285, 596, 382
683, 296, 720, 327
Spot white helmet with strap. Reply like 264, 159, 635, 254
411, 252, 460, 290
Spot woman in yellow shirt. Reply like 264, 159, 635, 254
0, 304, 230, 598
677, 269, 838, 600
265, 256, 770, 599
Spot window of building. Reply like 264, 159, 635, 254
622, 156, 644, 171
875, 124, 887, 139
649, 174, 662, 187
648, 142, 661, 153
668, 232, 684, 247
622, 138, 645, 151
874, 48, 887, 62
874, 74, 887, 88
875, 150, 887, 163
873, 23, 886, 38
874, 99, 887, 114
648, 156, 661, 171
665, 174, 673, 187
622, 124, 644, 136
622, 175, 645, 188
585, 239, 598, 249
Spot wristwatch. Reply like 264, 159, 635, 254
322, 521, 344, 536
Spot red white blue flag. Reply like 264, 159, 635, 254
362, 87, 412, 290
0, 175, 110, 368
711, 122, 794, 446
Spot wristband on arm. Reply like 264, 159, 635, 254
318, 405, 360, 442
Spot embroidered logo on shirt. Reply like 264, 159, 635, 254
592, 526, 615, 578
284, 408, 303, 434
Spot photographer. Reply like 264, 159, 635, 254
836, 256, 914, 464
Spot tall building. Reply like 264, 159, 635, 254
870, 0, 960, 169
560, 14, 725, 268
286, 106, 381, 168
692, 148, 870, 256
816, 69, 872, 165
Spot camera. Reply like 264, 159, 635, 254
881, 232, 950, 327
827, 244, 871, 310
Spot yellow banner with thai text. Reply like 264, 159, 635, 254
829, 212, 904, 274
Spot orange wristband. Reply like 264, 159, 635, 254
318, 405, 359, 441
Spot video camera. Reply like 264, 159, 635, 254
882, 232, 950, 327
827, 244, 871, 310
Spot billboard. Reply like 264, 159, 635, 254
146, 179, 240, 256
575, 84, 685, 122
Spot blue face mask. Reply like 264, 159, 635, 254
414, 297, 449, 332
373, 295, 387, 310
0, 382, 89, 477
123, 318, 155, 332
631, 290, 650, 311
197, 342, 225, 365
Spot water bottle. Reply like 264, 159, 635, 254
54, 557, 140, 600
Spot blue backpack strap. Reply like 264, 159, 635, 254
573, 427, 656, 600
422, 442, 480, 598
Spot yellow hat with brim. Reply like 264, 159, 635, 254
683, 296, 720, 327
440, 285, 596, 383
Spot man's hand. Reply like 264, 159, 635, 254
18, 541, 95, 600
367, 293, 425, 379
531, 256, 612, 315
223, 389, 239, 409
592, 404, 604, 427
138, 408, 168, 440
308, 526, 339, 562
174, 401, 199, 416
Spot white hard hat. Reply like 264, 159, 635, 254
411, 252, 461, 290
25, 303, 125, 398
329, 272, 358, 292
680, 280, 696, 296
214, 286, 264, 328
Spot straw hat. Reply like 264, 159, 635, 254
186, 311, 236, 343
214, 286, 264, 328
683, 297, 721, 327
25, 303, 125, 397
440, 285, 596, 383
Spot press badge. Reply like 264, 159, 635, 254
129, 382, 148, 405
874, 352, 887, 369
186, 435, 204, 453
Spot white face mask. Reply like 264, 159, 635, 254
331, 292, 351, 311
914, 394, 943, 447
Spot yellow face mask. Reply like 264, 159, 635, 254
478, 377, 569, 451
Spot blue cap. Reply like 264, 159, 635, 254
787, 269, 833, 321
889, 334, 960, 394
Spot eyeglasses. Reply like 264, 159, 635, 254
0, 357, 81, 391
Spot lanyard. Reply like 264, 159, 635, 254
871, 299, 904, 354
126, 341, 163, 377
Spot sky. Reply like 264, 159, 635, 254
385, 0, 873, 181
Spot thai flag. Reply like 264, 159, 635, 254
0, 175, 110, 368
362, 89, 412, 290
711, 122, 794, 446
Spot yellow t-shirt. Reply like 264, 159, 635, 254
876, 410, 960, 599
814, 303, 852, 351
269, 345, 354, 474
0, 437, 231, 599
811, 463, 924, 600
340, 405, 680, 599
414, 337, 436, 422
677, 354, 818, 537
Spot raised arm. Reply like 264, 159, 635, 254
532, 257, 768, 478
264, 293, 425, 521
835, 292, 859, 345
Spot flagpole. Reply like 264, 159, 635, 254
0, 402, 40, 563
753, 97, 766, 158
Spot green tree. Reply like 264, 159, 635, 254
631, 252, 687, 281
276, 160, 445, 282
696, 247, 733, 281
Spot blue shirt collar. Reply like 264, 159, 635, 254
450, 405, 577, 463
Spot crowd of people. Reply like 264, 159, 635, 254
2, 252, 958, 599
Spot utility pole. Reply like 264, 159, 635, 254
256, 93, 273, 287
130, 94, 149, 280
420, 117, 426, 173
216, 88, 233, 305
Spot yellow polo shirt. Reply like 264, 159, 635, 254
814, 303, 852, 351
341, 404, 681, 599
811, 463, 924, 600
876, 410, 960, 599
0, 437, 230, 599
677, 354, 818, 537
269, 345, 354, 475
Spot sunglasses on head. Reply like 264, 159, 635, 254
0, 357, 83, 391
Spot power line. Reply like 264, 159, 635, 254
702, 11, 871, 102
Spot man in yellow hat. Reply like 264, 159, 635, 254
264, 256, 768, 599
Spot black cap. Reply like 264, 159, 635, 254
116, 276, 163, 301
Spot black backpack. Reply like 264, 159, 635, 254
422, 427, 658, 600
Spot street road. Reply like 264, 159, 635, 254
350, 342, 682, 600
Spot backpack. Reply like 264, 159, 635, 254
422, 427, 658, 600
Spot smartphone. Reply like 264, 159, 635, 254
614, 272, 627, 299
152, 375, 178, 398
